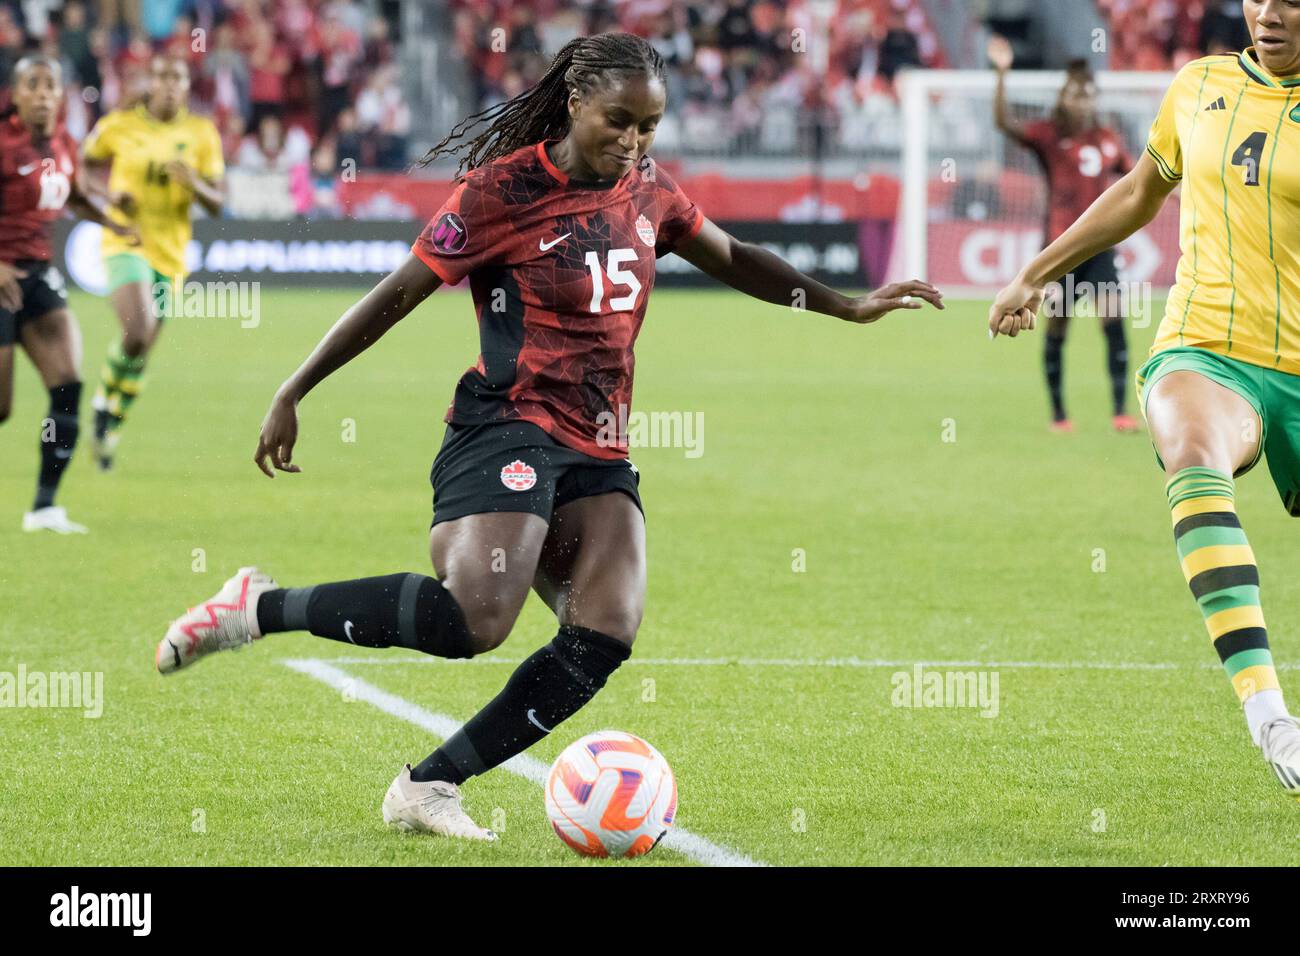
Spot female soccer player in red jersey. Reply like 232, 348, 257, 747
0, 55, 138, 533
156, 32, 943, 839
990, 36, 1139, 434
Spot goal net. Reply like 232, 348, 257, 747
889, 69, 1180, 298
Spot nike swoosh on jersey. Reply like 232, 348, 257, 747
16, 162, 39, 176
538, 233, 571, 252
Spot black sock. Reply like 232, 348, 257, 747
34, 382, 81, 510
411, 625, 631, 785
1044, 333, 1066, 421
1103, 320, 1128, 415
255, 573, 474, 659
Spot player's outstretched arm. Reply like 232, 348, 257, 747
675, 217, 943, 324
254, 254, 443, 477
989, 151, 1177, 338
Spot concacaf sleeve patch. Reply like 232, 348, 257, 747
430, 212, 469, 255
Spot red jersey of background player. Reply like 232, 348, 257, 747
413, 140, 704, 459
1020, 120, 1130, 243
0, 111, 77, 262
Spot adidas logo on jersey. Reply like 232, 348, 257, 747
1204, 96, 1228, 111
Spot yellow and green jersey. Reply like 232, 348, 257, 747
1146, 48, 1300, 374
83, 105, 223, 280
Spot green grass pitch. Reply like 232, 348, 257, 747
1, 285, 1296, 866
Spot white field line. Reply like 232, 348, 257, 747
282, 658, 764, 868
288, 655, 1298, 672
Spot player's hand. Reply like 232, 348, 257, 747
108, 221, 141, 245
987, 35, 1014, 72
0, 261, 28, 313
988, 277, 1043, 338
841, 280, 944, 324
254, 392, 303, 478
163, 161, 195, 189
110, 191, 137, 216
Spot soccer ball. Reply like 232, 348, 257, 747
544, 730, 677, 858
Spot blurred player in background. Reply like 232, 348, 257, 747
153, 32, 942, 840
991, 0, 1300, 800
990, 36, 1139, 434
0, 55, 138, 533
80, 54, 224, 470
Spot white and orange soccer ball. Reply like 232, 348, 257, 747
544, 730, 677, 858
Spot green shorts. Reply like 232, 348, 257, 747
1137, 346, 1300, 515
105, 253, 173, 298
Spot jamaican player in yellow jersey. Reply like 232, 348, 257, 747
80, 54, 224, 469
990, 0, 1300, 801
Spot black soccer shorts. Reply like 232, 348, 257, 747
0, 260, 70, 347
430, 419, 643, 526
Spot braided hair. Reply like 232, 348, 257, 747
418, 32, 666, 179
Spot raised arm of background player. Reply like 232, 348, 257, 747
988, 151, 1176, 337
989, 35, 1029, 145
254, 224, 945, 476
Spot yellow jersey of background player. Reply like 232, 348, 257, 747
82, 90, 223, 283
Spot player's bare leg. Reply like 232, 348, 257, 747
1148, 371, 1300, 798
533, 492, 645, 648
429, 510, 551, 652
19, 308, 86, 533
93, 279, 160, 469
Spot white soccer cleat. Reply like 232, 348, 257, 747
382, 764, 497, 841
22, 506, 88, 534
156, 566, 277, 675
1259, 716, 1300, 799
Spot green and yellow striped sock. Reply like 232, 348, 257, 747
1168, 466, 1278, 703
94, 340, 148, 431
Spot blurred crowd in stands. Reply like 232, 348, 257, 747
450, 0, 945, 156
0, 0, 410, 197
0, 0, 1266, 220
1096, 0, 1252, 71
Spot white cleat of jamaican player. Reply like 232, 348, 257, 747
1259, 716, 1300, 799
156, 566, 278, 674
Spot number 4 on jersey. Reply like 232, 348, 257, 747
1231, 131, 1267, 187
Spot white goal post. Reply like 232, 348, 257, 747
890, 69, 1179, 298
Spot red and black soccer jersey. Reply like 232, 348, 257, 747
413, 140, 705, 460
1020, 120, 1130, 243
0, 112, 78, 263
